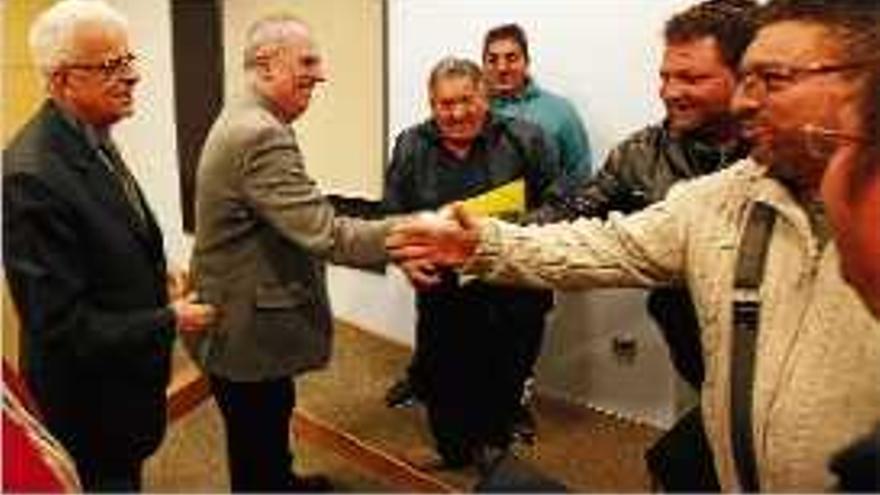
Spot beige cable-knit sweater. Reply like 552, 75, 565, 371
465, 159, 880, 491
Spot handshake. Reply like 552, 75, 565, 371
386, 203, 484, 289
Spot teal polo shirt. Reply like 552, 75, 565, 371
491, 80, 592, 177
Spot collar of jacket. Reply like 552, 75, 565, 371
243, 86, 298, 125
42, 100, 108, 172
54, 101, 112, 151
741, 159, 827, 276
660, 120, 750, 172
493, 78, 540, 104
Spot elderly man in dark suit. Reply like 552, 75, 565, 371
2, 0, 215, 491
186, 14, 394, 492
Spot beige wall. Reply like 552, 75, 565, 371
1, 0, 184, 366
2, 0, 55, 367
223, 0, 385, 198
2, 0, 54, 144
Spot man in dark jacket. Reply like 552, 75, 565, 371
2, 0, 215, 490
527, 0, 757, 491
383, 57, 560, 468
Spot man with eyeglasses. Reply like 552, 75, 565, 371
3, 0, 216, 490
387, 0, 880, 490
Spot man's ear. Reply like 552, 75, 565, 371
254, 58, 274, 81
251, 46, 278, 81
47, 70, 69, 99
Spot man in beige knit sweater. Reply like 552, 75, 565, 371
387, 0, 880, 490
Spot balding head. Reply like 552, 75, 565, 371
243, 14, 310, 71
243, 14, 326, 122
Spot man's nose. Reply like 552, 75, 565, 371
121, 65, 140, 85
730, 81, 759, 117
660, 79, 683, 102
312, 64, 327, 83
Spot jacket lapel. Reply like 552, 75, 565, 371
45, 103, 164, 262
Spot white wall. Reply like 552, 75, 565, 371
222, 0, 386, 198
388, 0, 695, 167
104, 0, 701, 426
343, 0, 704, 427
109, 0, 191, 267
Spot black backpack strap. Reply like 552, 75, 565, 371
730, 202, 777, 492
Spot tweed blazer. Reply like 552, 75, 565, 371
187, 91, 391, 381
465, 159, 880, 491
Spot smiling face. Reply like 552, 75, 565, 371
258, 25, 326, 122
430, 75, 489, 148
732, 20, 868, 192
659, 36, 737, 138
483, 37, 529, 98
52, 21, 139, 127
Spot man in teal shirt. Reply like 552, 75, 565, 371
483, 23, 592, 177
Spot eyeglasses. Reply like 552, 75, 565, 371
801, 124, 872, 145
737, 58, 879, 96
62, 53, 138, 79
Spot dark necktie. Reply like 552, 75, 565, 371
98, 141, 147, 224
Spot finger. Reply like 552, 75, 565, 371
389, 245, 437, 262
403, 262, 440, 288
386, 232, 418, 250
450, 202, 478, 230
389, 220, 434, 238
386, 230, 437, 249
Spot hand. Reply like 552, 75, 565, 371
167, 268, 191, 300
398, 258, 441, 290
170, 292, 218, 333
386, 203, 481, 269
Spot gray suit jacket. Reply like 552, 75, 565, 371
187, 91, 391, 381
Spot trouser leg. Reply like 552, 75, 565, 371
209, 374, 296, 492
76, 457, 142, 493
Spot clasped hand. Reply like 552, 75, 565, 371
386, 203, 481, 289
167, 268, 218, 333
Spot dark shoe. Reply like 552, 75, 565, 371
290, 473, 333, 492
473, 445, 508, 476
384, 377, 418, 408
511, 405, 536, 445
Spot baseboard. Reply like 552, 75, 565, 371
166, 365, 210, 422
293, 409, 456, 493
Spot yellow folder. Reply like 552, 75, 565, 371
459, 178, 525, 217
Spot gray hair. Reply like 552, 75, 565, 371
427, 57, 486, 95
243, 14, 309, 70
28, 0, 129, 78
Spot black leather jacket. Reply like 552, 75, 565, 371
529, 123, 749, 223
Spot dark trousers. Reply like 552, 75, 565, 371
645, 288, 719, 491
75, 457, 142, 492
209, 375, 296, 492
412, 279, 550, 464
645, 407, 719, 492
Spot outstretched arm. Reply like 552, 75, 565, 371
386, 204, 482, 287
